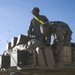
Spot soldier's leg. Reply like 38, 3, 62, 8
36, 33, 45, 42
64, 29, 72, 46
45, 34, 51, 46
55, 26, 64, 55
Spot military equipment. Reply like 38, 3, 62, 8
0, 23, 75, 75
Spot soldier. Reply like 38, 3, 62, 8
40, 21, 72, 55
27, 7, 49, 45
51, 21, 72, 46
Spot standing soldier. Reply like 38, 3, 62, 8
27, 7, 49, 45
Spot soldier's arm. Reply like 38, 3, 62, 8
28, 21, 33, 36
44, 16, 49, 22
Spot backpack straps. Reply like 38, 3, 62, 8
35, 17, 44, 24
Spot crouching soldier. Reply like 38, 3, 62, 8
40, 21, 72, 55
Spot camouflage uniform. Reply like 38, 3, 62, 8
52, 21, 72, 55
51, 21, 72, 45
40, 22, 52, 45
28, 15, 49, 42
28, 7, 49, 45
41, 21, 72, 55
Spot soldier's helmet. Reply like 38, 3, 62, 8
31, 7, 40, 14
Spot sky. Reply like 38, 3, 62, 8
0, 0, 75, 54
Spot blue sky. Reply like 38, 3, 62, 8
0, 0, 75, 54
